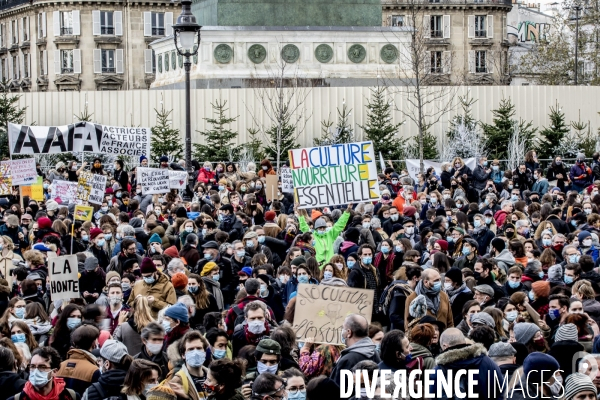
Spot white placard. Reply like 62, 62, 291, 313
48, 255, 80, 301
168, 170, 188, 190
51, 181, 78, 204
10, 158, 37, 185
77, 171, 107, 205
139, 167, 170, 194
280, 167, 294, 193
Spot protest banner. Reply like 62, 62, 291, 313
280, 167, 293, 193
292, 283, 374, 345
138, 167, 170, 194
48, 254, 79, 301
265, 174, 278, 202
77, 171, 107, 205
51, 181, 78, 204
168, 170, 188, 190
10, 158, 36, 185
288, 141, 380, 209
405, 157, 476, 182
8, 122, 151, 157
74, 205, 94, 221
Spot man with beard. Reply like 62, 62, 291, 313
108, 239, 143, 275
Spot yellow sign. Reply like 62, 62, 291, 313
74, 205, 94, 221
21, 177, 44, 201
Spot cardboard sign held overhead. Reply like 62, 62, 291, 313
11, 158, 37, 185
292, 283, 374, 345
48, 255, 80, 301
265, 174, 279, 202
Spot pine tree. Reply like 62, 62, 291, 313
314, 103, 354, 147
537, 103, 569, 159
194, 100, 241, 162
481, 98, 536, 160
150, 103, 183, 164
447, 93, 478, 140
406, 125, 439, 160
0, 85, 27, 158
264, 105, 299, 165
358, 86, 404, 161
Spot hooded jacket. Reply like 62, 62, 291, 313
127, 271, 176, 318
431, 343, 503, 400
494, 249, 516, 274
330, 337, 381, 386
82, 368, 127, 400
299, 211, 351, 264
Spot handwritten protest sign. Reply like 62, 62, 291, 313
280, 167, 293, 193
168, 170, 188, 190
74, 205, 94, 221
289, 141, 380, 209
138, 167, 170, 194
48, 254, 79, 301
77, 172, 107, 205
8, 122, 151, 157
292, 283, 373, 345
404, 158, 476, 182
51, 181, 78, 204
266, 175, 278, 202
10, 158, 36, 185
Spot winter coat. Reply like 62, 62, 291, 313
179, 244, 201, 269
56, 349, 101, 396
472, 226, 495, 255
114, 319, 143, 356
583, 298, 600, 326
494, 249, 516, 274
299, 211, 351, 264
512, 169, 533, 191
546, 214, 570, 236
201, 276, 224, 311
127, 271, 176, 318
198, 167, 216, 184
405, 290, 454, 329
380, 280, 413, 331
449, 288, 473, 328
472, 165, 490, 191
453, 254, 477, 271
81, 368, 127, 400
410, 343, 435, 370
134, 346, 170, 381
0, 371, 26, 397
531, 178, 550, 195
218, 214, 244, 242
107, 253, 144, 275
0, 225, 27, 256
570, 162, 592, 188
431, 343, 503, 400
330, 337, 381, 386
78, 270, 105, 302
225, 295, 276, 335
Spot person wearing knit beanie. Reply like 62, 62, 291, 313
148, 233, 162, 245
164, 302, 189, 324
436, 239, 449, 252
163, 245, 180, 258
171, 272, 188, 292
531, 280, 551, 299
201, 261, 219, 278
523, 353, 561, 395
514, 322, 541, 345
140, 257, 157, 274
264, 211, 277, 221
445, 268, 462, 285
555, 323, 579, 342
147, 385, 177, 400
105, 271, 121, 285
564, 372, 597, 400
37, 216, 52, 230
90, 227, 103, 241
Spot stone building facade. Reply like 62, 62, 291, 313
0, 0, 178, 91
382, 0, 513, 84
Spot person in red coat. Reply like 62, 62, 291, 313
198, 162, 216, 185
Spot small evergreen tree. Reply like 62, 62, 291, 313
447, 93, 478, 140
150, 103, 183, 164
194, 100, 241, 162
264, 105, 299, 165
358, 86, 404, 161
245, 128, 267, 162
0, 85, 27, 158
481, 98, 536, 160
537, 103, 569, 159
406, 124, 439, 160
314, 103, 354, 146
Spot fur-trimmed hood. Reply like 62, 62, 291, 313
435, 343, 487, 366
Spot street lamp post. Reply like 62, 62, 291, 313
573, 3, 582, 85
173, 0, 201, 175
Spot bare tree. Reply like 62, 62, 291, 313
246, 43, 313, 169
506, 123, 528, 171
383, 0, 460, 172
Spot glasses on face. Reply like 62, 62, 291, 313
287, 387, 306, 395
29, 365, 52, 372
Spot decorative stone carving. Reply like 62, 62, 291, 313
281, 44, 300, 63
314, 44, 333, 63
348, 44, 366, 63
214, 44, 233, 64
380, 44, 398, 64
248, 44, 267, 64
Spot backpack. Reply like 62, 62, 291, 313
90, 382, 127, 400
379, 281, 413, 315
233, 304, 246, 327
15, 389, 77, 400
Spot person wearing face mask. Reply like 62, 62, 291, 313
128, 257, 176, 318
442, 268, 473, 327
373, 239, 396, 286
570, 152, 593, 192
134, 323, 169, 382
578, 231, 599, 263
329, 314, 380, 385
79, 256, 106, 304
104, 283, 130, 335
255, 274, 284, 324
225, 280, 275, 337
56, 325, 101, 396
162, 302, 191, 349
378, 329, 420, 374
404, 269, 453, 329
0, 346, 27, 396
108, 238, 144, 276
8, 347, 78, 400
87, 228, 110, 270
0, 215, 28, 257
473, 156, 491, 194
471, 214, 495, 255
167, 331, 210, 399
347, 245, 381, 315
505, 351, 561, 399
231, 301, 273, 357
454, 238, 479, 271
257, 159, 276, 178
203, 358, 245, 400
82, 339, 132, 400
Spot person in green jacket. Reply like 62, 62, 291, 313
297, 203, 352, 265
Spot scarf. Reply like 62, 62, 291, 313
374, 252, 396, 282
414, 280, 441, 315
243, 322, 270, 345
23, 377, 66, 400
446, 283, 467, 304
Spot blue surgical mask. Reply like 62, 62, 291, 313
462, 247, 471, 256
212, 274, 220, 282
569, 254, 580, 264
390, 214, 399, 221
258, 236, 266, 244
311, 240, 316, 246
116, 192, 122, 198
188, 286, 199, 293
218, 185, 224, 191
14, 307, 25, 319
202, 229, 208, 236
528, 291, 535, 301
542, 239, 552, 247
97, 239, 106, 247
362, 256, 372, 265
538, 271, 545, 279
297, 275, 309, 284
185, 349, 206, 368
162, 319, 172, 333
347, 260, 355, 268
572, 220, 578, 227
81, 235, 89, 242
548, 308, 561, 320
67, 317, 81, 330
236, 250, 246, 258
511, 195, 519, 202
432, 282, 442, 292
104, 233, 112, 241
11, 333, 25, 343
212, 348, 227, 360
288, 390, 307, 400
473, 220, 481, 228
395, 245, 403, 253
380, 246, 390, 254
246, 241, 255, 249
257, 361, 278, 375
505, 311, 518, 322
485, 217, 492, 225
508, 281, 520, 289
564, 276, 574, 284
446, 236, 453, 243
144, 276, 156, 285
323, 271, 333, 280
204, 253, 213, 260
29, 368, 50, 388
185, 227, 194, 233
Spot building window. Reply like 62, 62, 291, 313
39, 50, 45, 75
151, 13, 164, 36
391, 15, 404, 27
100, 11, 114, 35
475, 16, 486, 38
61, 12, 73, 35
1, 59, 5, 79
12, 20, 18, 44
21, 17, 28, 41
431, 51, 443, 73
475, 50, 487, 73
12, 56, 18, 79
102, 49, 115, 73
61, 49, 74, 73
37, 13, 43, 38
152, 49, 156, 73
23, 53, 28, 77
430, 16, 443, 38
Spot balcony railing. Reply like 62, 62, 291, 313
61, 67, 73, 74
61, 27, 73, 35
383, 0, 512, 5
102, 67, 115, 73
152, 27, 165, 36
101, 27, 115, 35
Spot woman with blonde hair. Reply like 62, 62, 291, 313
114, 295, 155, 355
0, 235, 22, 286
573, 279, 600, 325
0, 297, 26, 330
